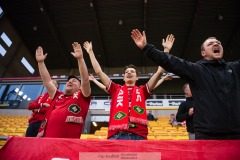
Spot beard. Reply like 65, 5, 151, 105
65, 88, 73, 95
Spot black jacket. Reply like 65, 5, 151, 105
144, 44, 240, 134
176, 97, 195, 133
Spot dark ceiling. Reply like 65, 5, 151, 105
0, 0, 240, 95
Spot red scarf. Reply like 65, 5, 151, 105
109, 85, 148, 130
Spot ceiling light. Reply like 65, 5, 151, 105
21, 57, 35, 74
218, 14, 223, 21
118, 19, 123, 25
33, 26, 38, 31
14, 88, 19, 93
18, 91, 23, 96
40, 7, 44, 12
23, 95, 27, 99
0, 45, 6, 57
1, 32, 12, 47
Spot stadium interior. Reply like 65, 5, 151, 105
0, 0, 240, 156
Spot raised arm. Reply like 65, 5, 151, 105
131, 29, 196, 81
89, 74, 108, 93
71, 42, 91, 97
131, 29, 147, 49
83, 41, 110, 87
147, 66, 165, 92
153, 73, 173, 90
35, 47, 56, 98
162, 34, 175, 53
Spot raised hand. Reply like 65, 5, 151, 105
71, 42, 83, 59
83, 41, 93, 54
162, 34, 175, 52
131, 29, 147, 49
89, 74, 95, 81
35, 46, 47, 62
189, 108, 194, 116
163, 73, 173, 81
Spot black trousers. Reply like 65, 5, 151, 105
25, 121, 42, 137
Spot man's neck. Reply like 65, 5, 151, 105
125, 82, 135, 86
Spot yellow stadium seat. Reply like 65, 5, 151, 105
80, 134, 92, 139
21, 124, 29, 128
147, 135, 156, 140
169, 132, 184, 136
165, 127, 178, 131
9, 132, 25, 137
94, 130, 107, 136
0, 140, 6, 146
15, 128, 27, 133
151, 126, 163, 130
86, 134, 105, 140
3, 127, 16, 133
153, 131, 169, 136
0, 132, 9, 136
100, 127, 108, 130
0, 124, 10, 128
176, 135, 189, 140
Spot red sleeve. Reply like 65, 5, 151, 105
108, 81, 121, 96
140, 84, 151, 99
38, 107, 48, 114
28, 96, 42, 110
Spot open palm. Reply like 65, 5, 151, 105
131, 29, 147, 49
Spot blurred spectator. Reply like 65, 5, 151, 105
147, 110, 158, 121
26, 80, 59, 137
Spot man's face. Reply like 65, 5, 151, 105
65, 78, 80, 94
123, 67, 138, 85
201, 38, 223, 60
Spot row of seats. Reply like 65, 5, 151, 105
148, 116, 188, 140
0, 115, 28, 138
91, 117, 189, 140
0, 115, 29, 148
0, 115, 189, 149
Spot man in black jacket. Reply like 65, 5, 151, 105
131, 29, 240, 140
176, 83, 195, 140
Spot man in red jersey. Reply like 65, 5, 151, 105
83, 37, 173, 140
35, 42, 91, 138
25, 80, 58, 137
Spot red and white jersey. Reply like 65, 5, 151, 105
44, 90, 91, 138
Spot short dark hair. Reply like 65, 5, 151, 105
124, 64, 138, 76
200, 37, 217, 51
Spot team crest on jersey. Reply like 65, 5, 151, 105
68, 104, 81, 114
133, 105, 144, 114
114, 111, 126, 120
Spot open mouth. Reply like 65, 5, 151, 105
213, 48, 220, 54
